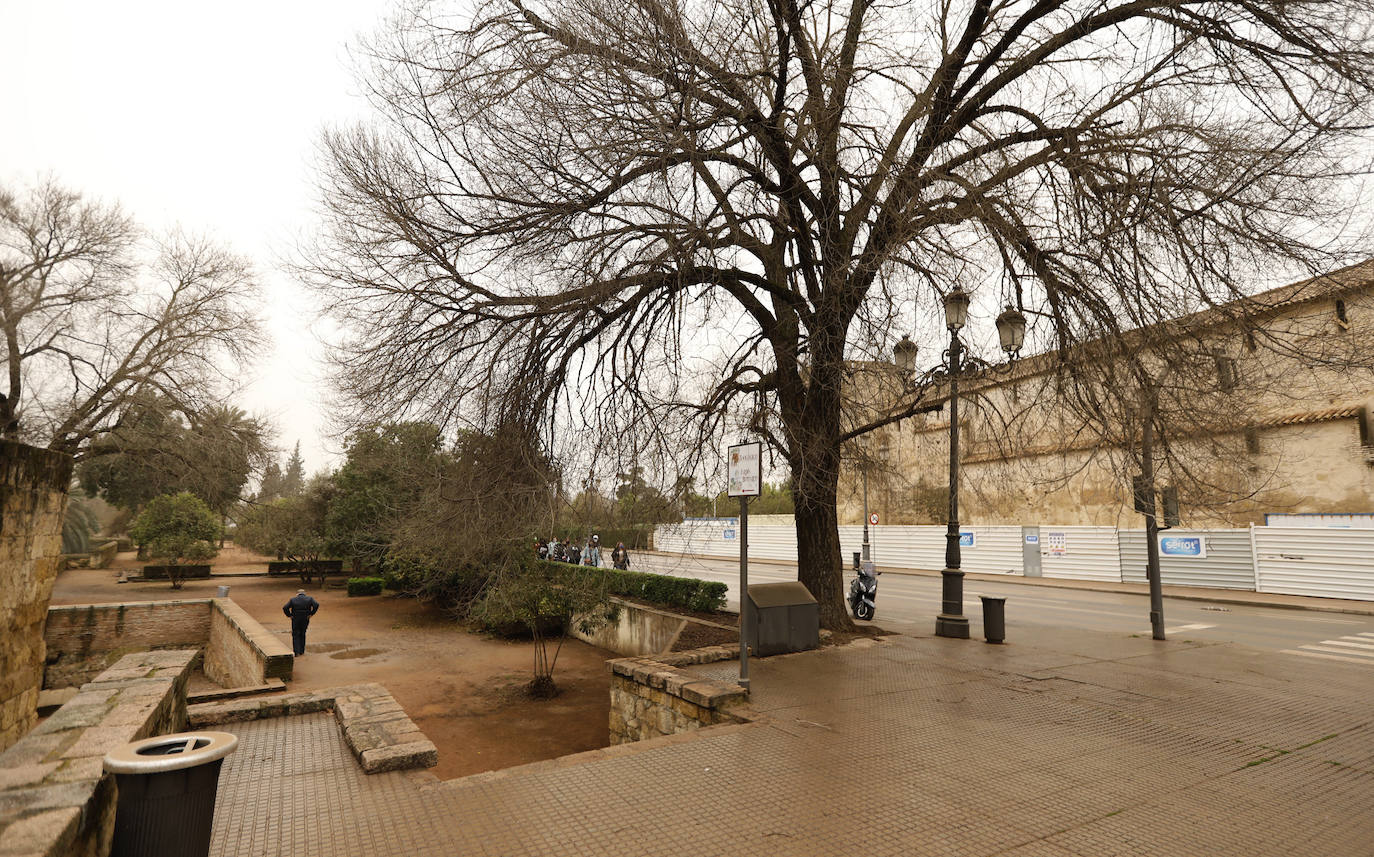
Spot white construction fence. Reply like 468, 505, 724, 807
652, 520, 1374, 602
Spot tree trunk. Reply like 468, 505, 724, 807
793, 455, 855, 631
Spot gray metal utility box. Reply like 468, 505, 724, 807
745, 581, 819, 656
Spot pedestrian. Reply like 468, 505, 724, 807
586, 534, 601, 567
551, 539, 567, 563
282, 589, 320, 656
567, 541, 582, 566
612, 541, 630, 570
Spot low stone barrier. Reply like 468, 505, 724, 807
43, 598, 292, 691
607, 649, 748, 745
570, 597, 686, 656
188, 682, 437, 774
0, 649, 196, 857
204, 599, 293, 687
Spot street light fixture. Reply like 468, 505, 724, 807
935, 290, 1025, 639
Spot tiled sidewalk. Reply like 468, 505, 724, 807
210, 629, 1374, 856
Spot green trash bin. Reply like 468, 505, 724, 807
104, 731, 238, 857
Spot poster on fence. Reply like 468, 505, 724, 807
1046, 532, 1067, 556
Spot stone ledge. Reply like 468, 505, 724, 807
0, 650, 194, 857
186, 678, 286, 705
188, 683, 437, 774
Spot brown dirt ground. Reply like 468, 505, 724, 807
50, 544, 615, 781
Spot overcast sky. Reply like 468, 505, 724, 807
0, 0, 391, 475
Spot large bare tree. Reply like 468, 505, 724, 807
304, 0, 1374, 628
1, 178, 264, 456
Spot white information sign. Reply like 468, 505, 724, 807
727, 442, 762, 497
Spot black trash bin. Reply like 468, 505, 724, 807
980, 595, 1007, 644
104, 731, 238, 857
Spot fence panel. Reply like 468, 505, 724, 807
1038, 527, 1122, 582
1119, 530, 1256, 590
1253, 527, 1374, 601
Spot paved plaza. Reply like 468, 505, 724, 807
209, 627, 1374, 856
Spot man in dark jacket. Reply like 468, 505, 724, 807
282, 589, 320, 656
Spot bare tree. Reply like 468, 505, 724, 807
303, 0, 1374, 628
1, 178, 263, 456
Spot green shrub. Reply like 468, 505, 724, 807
346, 577, 385, 597
541, 562, 726, 612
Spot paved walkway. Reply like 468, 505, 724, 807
209, 627, 1374, 856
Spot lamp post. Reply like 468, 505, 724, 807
893, 294, 1025, 640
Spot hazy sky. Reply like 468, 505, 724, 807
0, 0, 391, 475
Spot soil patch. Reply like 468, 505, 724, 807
51, 542, 615, 781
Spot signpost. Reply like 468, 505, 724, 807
727, 441, 761, 693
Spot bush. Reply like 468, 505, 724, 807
541, 562, 726, 612
346, 577, 385, 597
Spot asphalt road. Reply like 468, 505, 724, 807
635, 551, 1374, 669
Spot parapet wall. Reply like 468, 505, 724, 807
204, 598, 293, 687
607, 649, 747, 745
0, 649, 196, 857
0, 441, 73, 753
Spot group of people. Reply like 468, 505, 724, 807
535, 534, 632, 570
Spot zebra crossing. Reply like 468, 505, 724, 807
1281, 632, 1374, 666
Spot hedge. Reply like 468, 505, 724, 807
543, 561, 726, 612
346, 577, 385, 597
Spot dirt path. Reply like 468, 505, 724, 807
50, 544, 613, 781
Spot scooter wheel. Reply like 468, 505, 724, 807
856, 603, 874, 621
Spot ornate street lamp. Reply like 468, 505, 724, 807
935, 293, 1025, 638
893, 335, 918, 374
936, 287, 971, 638
996, 306, 1027, 355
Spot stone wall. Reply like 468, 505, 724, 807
0, 441, 73, 753
43, 601, 211, 689
204, 598, 293, 687
607, 651, 747, 745
0, 649, 196, 857
42, 599, 292, 692
569, 598, 687, 657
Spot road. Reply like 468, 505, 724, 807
635, 551, 1374, 669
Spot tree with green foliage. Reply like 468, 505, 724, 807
61, 495, 100, 555
327, 422, 445, 573
79, 398, 271, 532
281, 442, 306, 497
255, 460, 284, 503
473, 557, 614, 697
129, 492, 220, 589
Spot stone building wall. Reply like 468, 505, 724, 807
838, 268, 1374, 528
0, 441, 72, 752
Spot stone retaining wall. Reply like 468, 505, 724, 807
43, 601, 211, 689
204, 599, 293, 687
607, 649, 748, 745
0, 442, 72, 753
42, 599, 292, 691
0, 649, 196, 857
188, 683, 437, 774
570, 597, 688, 656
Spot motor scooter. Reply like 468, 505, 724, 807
848, 554, 880, 620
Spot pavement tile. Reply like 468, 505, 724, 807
209, 629, 1374, 857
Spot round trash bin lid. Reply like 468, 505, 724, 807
104, 731, 238, 774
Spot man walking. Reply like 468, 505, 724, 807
282, 589, 320, 656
